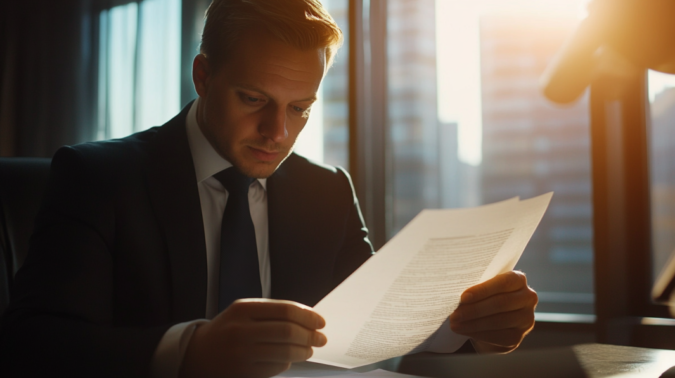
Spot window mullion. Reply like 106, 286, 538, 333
349, 0, 388, 250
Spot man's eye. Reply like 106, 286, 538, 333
241, 93, 264, 105
292, 106, 304, 112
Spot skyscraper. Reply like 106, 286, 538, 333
320, 0, 350, 169
388, 0, 441, 234
479, 13, 594, 313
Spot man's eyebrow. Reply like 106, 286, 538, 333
234, 84, 317, 103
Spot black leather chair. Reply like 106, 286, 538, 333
0, 158, 51, 316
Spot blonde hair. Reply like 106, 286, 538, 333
200, 0, 343, 70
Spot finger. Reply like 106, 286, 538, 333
451, 286, 537, 321
227, 299, 326, 329
450, 308, 535, 335
238, 322, 327, 347
468, 328, 528, 350
250, 343, 314, 363
461, 271, 528, 304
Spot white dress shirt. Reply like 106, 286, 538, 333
151, 98, 271, 377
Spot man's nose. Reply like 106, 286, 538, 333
258, 105, 288, 143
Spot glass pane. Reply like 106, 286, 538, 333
135, 0, 182, 131
387, 0, 594, 314
293, 0, 349, 168
97, 0, 181, 140
649, 70, 675, 285
99, 3, 139, 139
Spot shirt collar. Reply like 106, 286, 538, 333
185, 98, 267, 190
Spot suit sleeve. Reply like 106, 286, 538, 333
0, 147, 169, 378
331, 167, 375, 288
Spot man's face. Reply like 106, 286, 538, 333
193, 31, 326, 178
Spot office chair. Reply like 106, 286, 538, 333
0, 157, 51, 316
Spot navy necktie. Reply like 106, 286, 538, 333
213, 167, 262, 311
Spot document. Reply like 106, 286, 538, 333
279, 369, 421, 377
308, 193, 553, 369
276, 369, 417, 378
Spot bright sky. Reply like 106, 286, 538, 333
297, 0, 594, 165
435, 0, 590, 165
294, 82, 325, 163
649, 70, 675, 103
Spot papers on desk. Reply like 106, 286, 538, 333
308, 193, 553, 369
280, 369, 420, 377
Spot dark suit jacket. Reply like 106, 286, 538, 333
0, 103, 374, 377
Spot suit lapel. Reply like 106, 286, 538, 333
267, 155, 335, 305
145, 104, 207, 321
267, 159, 305, 302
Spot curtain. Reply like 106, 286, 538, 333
97, 0, 182, 140
0, 0, 103, 157
0, 0, 184, 157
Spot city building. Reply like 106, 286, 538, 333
479, 13, 594, 313
320, 0, 350, 169
388, 0, 441, 234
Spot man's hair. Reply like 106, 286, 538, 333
200, 0, 343, 70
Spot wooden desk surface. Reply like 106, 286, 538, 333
392, 343, 675, 378
285, 343, 675, 377
573, 343, 675, 378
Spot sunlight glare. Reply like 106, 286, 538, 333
436, 0, 590, 166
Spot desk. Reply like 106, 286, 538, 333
392, 343, 675, 378
285, 344, 675, 377
574, 344, 675, 377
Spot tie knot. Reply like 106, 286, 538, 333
213, 167, 255, 196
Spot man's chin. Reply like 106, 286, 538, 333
235, 159, 283, 179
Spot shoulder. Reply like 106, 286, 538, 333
269, 153, 357, 205
56, 127, 159, 168
54, 101, 192, 173
46, 128, 165, 200
277, 153, 351, 182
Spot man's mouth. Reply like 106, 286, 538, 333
248, 146, 281, 162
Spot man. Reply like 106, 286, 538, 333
0, 1, 537, 377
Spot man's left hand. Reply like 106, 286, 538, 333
449, 271, 537, 354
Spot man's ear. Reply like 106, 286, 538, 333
193, 54, 211, 98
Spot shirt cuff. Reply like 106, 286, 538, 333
421, 318, 470, 353
151, 319, 209, 378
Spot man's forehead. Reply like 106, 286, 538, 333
242, 47, 324, 76
225, 50, 323, 96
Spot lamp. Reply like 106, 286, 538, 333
540, 0, 675, 104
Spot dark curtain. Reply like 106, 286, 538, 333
0, 0, 207, 157
1, 0, 98, 157
0, 0, 138, 158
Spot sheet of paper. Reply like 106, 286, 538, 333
308, 193, 553, 368
277, 368, 421, 377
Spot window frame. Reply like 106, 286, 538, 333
591, 70, 675, 346
348, 0, 388, 250
348, 0, 675, 347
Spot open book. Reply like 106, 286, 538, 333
308, 193, 553, 369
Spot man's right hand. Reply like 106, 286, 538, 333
179, 298, 327, 378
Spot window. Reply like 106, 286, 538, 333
649, 70, 675, 285
385, 0, 594, 314
97, 0, 182, 140
293, 0, 350, 168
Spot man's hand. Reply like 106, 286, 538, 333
449, 271, 537, 354
179, 299, 327, 378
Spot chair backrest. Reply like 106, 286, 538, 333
0, 157, 51, 316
